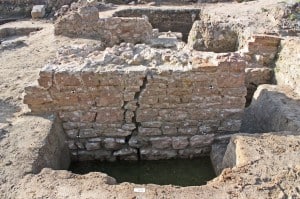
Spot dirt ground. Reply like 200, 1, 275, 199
0, 0, 299, 198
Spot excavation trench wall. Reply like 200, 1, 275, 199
113, 8, 201, 42
24, 53, 246, 161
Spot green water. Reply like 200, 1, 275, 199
69, 157, 216, 186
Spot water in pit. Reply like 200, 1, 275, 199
69, 157, 216, 186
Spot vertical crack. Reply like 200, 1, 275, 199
93, 112, 97, 122
133, 71, 149, 132
76, 128, 80, 161
137, 148, 141, 161
122, 101, 128, 125
131, 71, 150, 160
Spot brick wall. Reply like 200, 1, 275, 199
54, 6, 153, 46
24, 49, 246, 161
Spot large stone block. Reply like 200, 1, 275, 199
150, 137, 172, 149
140, 148, 177, 160
190, 134, 214, 148
31, 5, 46, 19
172, 137, 189, 149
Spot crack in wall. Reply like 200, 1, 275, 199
124, 71, 150, 160
133, 72, 148, 131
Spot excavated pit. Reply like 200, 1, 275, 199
69, 157, 216, 186
1, 0, 300, 198
23, 39, 247, 185
20, 2, 286, 189
113, 8, 201, 42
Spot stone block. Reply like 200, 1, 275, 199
38, 70, 53, 89
125, 110, 134, 123
124, 92, 136, 101
31, 5, 46, 19
63, 122, 78, 130
190, 134, 214, 148
136, 109, 159, 122
122, 123, 136, 131
101, 128, 132, 137
141, 121, 162, 128
178, 127, 198, 135
75, 141, 85, 149
218, 119, 242, 131
140, 148, 177, 160
172, 137, 189, 149
113, 147, 137, 156
124, 101, 137, 111
79, 129, 97, 138
54, 72, 81, 87
178, 147, 211, 158
198, 120, 219, 134
161, 124, 178, 135
128, 136, 149, 148
24, 86, 53, 105
103, 138, 125, 150
217, 73, 245, 88
65, 129, 78, 139
81, 72, 99, 87
85, 142, 101, 151
138, 127, 162, 136
66, 140, 77, 150
150, 137, 172, 149
95, 90, 123, 107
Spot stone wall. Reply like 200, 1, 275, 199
24, 44, 246, 161
242, 34, 281, 105
54, 6, 153, 46
114, 8, 201, 42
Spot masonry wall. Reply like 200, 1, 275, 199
24, 53, 246, 161
54, 6, 153, 46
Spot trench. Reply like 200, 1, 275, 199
113, 8, 201, 42
69, 157, 216, 186
0, 18, 20, 25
